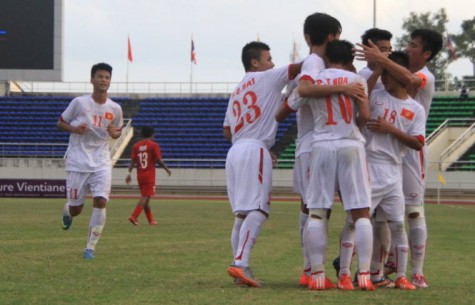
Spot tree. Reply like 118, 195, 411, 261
395, 8, 449, 81
452, 17, 475, 77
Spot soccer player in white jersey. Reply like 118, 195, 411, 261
356, 29, 443, 288
332, 27, 395, 285
223, 41, 301, 287
295, 40, 373, 291
363, 51, 426, 290
58, 63, 123, 259
275, 13, 366, 289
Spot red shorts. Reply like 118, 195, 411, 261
137, 175, 156, 197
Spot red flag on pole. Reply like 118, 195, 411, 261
446, 33, 456, 60
128, 36, 133, 62
191, 39, 197, 64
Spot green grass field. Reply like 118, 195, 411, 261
1, 197, 474, 305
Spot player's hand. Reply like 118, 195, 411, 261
73, 123, 88, 135
366, 116, 392, 133
165, 168, 172, 176
354, 40, 389, 63
107, 124, 121, 138
125, 174, 131, 185
342, 83, 366, 101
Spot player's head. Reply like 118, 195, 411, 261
141, 126, 155, 138
361, 28, 392, 53
91, 63, 113, 78
406, 29, 443, 63
382, 51, 410, 91
325, 40, 354, 68
303, 12, 341, 46
241, 41, 274, 72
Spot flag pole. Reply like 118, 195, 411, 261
190, 34, 193, 94
126, 35, 130, 94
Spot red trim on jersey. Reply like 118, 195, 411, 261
415, 72, 427, 89
288, 63, 299, 80
299, 75, 315, 84
258, 148, 264, 184
415, 135, 425, 145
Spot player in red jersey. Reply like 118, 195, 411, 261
126, 126, 171, 225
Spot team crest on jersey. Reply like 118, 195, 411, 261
400, 108, 414, 120
105, 112, 114, 120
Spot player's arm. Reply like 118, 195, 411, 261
288, 62, 303, 80
125, 159, 137, 184
223, 126, 232, 142
355, 95, 370, 128
57, 118, 87, 135
355, 40, 422, 89
366, 66, 382, 96
107, 123, 122, 139
275, 98, 296, 123
156, 159, 172, 176
366, 117, 424, 151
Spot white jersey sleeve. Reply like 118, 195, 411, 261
413, 66, 435, 119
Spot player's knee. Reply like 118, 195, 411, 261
406, 205, 425, 219
309, 208, 327, 220
69, 205, 83, 216
235, 213, 247, 220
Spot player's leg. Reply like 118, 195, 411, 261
231, 213, 246, 258
226, 143, 272, 287
294, 153, 311, 285
304, 145, 336, 290
402, 148, 428, 287
337, 213, 355, 290
62, 171, 87, 230
338, 141, 373, 291
84, 168, 111, 259
406, 205, 428, 288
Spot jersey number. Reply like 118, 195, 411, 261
325, 94, 353, 125
93, 115, 103, 128
138, 152, 148, 169
382, 109, 397, 124
232, 91, 261, 133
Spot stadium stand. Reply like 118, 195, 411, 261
0, 96, 296, 169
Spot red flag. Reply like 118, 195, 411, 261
128, 36, 133, 62
191, 39, 197, 64
400, 108, 415, 120
446, 33, 456, 60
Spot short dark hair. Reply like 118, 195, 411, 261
410, 29, 443, 61
388, 51, 410, 69
361, 28, 392, 46
326, 40, 354, 66
91, 63, 113, 78
241, 41, 270, 71
141, 126, 155, 138
303, 12, 341, 45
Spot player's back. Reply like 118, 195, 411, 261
132, 139, 161, 176
309, 68, 366, 143
225, 65, 290, 149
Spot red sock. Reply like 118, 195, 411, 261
144, 208, 154, 223
131, 206, 144, 219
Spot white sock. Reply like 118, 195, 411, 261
231, 217, 244, 257
339, 217, 355, 276
370, 220, 389, 279
408, 216, 427, 275
354, 217, 372, 272
305, 216, 327, 276
86, 208, 106, 251
233, 211, 266, 267
299, 212, 310, 271
388, 221, 409, 279
63, 202, 71, 216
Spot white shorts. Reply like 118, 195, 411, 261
369, 162, 404, 222
402, 146, 427, 205
305, 140, 371, 211
66, 168, 112, 206
225, 139, 272, 215
293, 151, 311, 200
